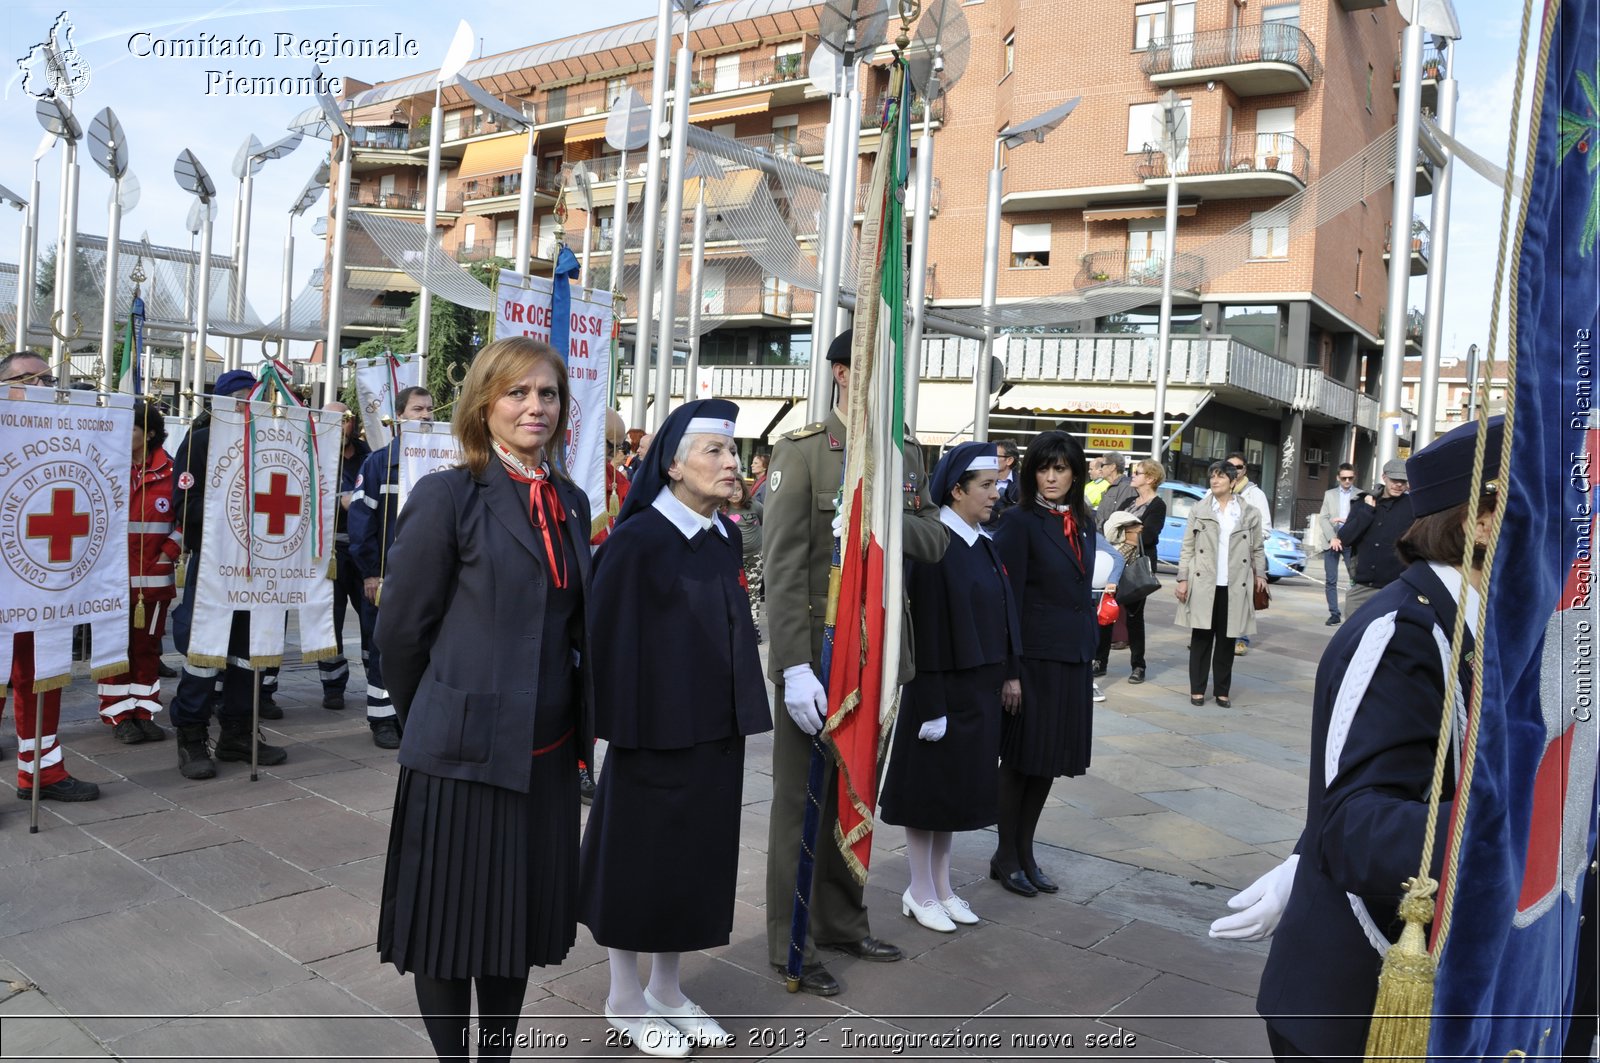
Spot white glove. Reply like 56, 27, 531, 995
781, 664, 827, 736
917, 716, 947, 741
1208, 854, 1300, 941
831, 489, 845, 538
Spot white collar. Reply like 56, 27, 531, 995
939, 504, 987, 546
651, 485, 728, 541
1208, 493, 1240, 516
1426, 561, 1484, 637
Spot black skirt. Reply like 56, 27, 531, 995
999, 657, 1093, 778
578, 737, 745, 953
879, 663, 1003, 831
377, 737, 580, 979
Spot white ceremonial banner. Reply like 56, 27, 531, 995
353, 354, 422, 451
396, 421, 463, 514
0, 388, 134, 691
189, 396, 342, 669
493, 269, 614, 538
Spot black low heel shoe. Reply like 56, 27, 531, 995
1023, 865, 1059, 893
990, 858, 1039, 897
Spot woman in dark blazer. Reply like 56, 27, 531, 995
376, 337, 592, 1062
993, 430, 1099, 898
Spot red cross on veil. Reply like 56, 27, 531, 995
253, 471, 302, 536
26, 487, 91, 563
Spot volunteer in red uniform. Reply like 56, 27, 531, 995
96, 399, 181, 743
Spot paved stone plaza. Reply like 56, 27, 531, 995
0, 573, 1343, 1061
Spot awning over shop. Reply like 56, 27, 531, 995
459, 132, 534, 178
992, 383, 1210, 419
688, 91, 772, 126
684, 169, 766, 211
348, 267, 420, 293
732, 398, 790, 440
1083, 202, 1199, 222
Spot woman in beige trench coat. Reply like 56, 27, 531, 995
1175, 461, 1268, 707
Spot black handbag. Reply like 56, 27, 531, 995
1116, 551, 1161, 606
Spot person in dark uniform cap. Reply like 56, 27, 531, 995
1212, 416, 1503, 1061
880, 442, 1020, 932
578, 398, 771, 1057
762, 330, 949, 995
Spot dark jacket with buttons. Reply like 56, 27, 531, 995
995, 503, 1097, 665
376, 462, 593, 793
1340, 491, 1414, 587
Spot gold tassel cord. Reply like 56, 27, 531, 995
133, 594, 146, 630
1365, 880, 1440, 1061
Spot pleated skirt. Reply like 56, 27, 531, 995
377, 739, 580, 979
578, 737, 745, 953
879, 663, 1003, 831
999, 657, 1093, 778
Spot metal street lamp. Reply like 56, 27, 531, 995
974, 96, 1080, 441
36, 94, 83, 383
174, 149, 218, 416
418, 22, 476, 378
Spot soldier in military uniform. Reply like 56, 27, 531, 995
763, 332, 949, 996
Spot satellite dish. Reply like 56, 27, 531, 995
87, 108, 130, 179
113, 170, 141, 212
174, 149, 217, 200
35, 96, 82, 141
439, 21, 475, 85
905, 0, 972, 101
186, 196, 217, 233
233, 135, 265, 180
605, 88, 650, 152
816, 0, 890, 59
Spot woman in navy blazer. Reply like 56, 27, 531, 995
992, 430, 1099, 898
376, 337, 593, 1062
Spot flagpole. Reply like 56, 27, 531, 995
1378, 3, 1427, 469
280, 220, 295, 339
178, 236, 194, 411
99, 181, 123, 391
809, 91, 849, 421
631, 0, 675, 433
326, 131, 353, 400
651, 2, 697, 429
904, 101, 935, 434
194, 208, 214, 413
1415, 43, 1457, 448
226, 172, 245, 371
515, 127, 537, 276
52, 135, 81, 383
683, 183, 707, 396
12, 207, 31, 353
232, 162, 257, 371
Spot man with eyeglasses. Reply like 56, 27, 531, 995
1311, 463, 1364, 625
0, 352, 58, 389
1333, 458, 1413, 616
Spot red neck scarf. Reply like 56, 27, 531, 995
493, 443, 570, 589
1038, 498, 1084, 566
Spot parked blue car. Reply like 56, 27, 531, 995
1153, 482, 1307, 582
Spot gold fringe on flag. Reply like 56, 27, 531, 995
298, 645, 342, 664
186, 653, 227, 670
32, 672, 72, 693
249, 654, 285, 670
1364, 876, 1438, 1061
90, 659, 131, 682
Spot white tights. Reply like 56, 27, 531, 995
904, 827, 954, 906
606, 949, 685, 1015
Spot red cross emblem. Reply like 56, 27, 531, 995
26, 487, 91, 563
253, 471, 303, 536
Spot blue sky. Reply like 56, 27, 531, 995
1, 0, 1529, 367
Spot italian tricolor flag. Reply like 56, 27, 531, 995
825, 58, 911, 884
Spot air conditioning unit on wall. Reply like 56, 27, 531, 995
1304, 448, 1325, 465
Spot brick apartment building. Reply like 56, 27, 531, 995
316, 0, 1437, 531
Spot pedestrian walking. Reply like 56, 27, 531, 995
1175, 461, 1267, 708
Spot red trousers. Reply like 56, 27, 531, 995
96, 599, 169, 726
5, 632, 67, 790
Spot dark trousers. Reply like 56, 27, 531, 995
1096, 596, 1147, 671
320, 543, 369, 694
167, 563, 259, 728
1322, 549, 1343, 617
1187, 587, 1235, 698
765, 676, 870, 967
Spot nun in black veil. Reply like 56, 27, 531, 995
577, 398, 772, 1057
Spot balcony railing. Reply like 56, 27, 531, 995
1136, 132, 1311, 185
356, 127, 411, 151
463, 171, 523, 201
1394, 41, 1448, 82
1141, 23, 1323, 82
693, 47, 813, 96
864, 93, 946, 126
1383, 218, 1432, 261
351, 188, 462, 213
348, 303, 409, 327
617, 364, 810, 399
454, 245, 512, 265
1077, 250, 1205, 291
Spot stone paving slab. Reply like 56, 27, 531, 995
0, 581, 1353, 1060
